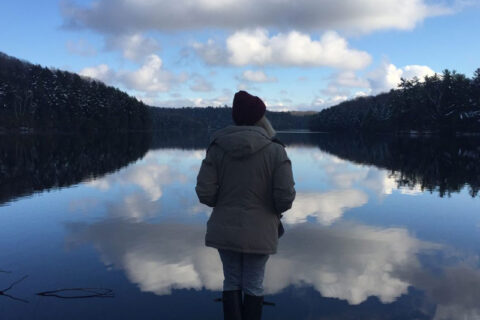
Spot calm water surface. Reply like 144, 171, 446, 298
1, 132, 480, 319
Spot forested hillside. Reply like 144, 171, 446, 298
310, 69, 480, 133
0, 52, 314, 133
309, 133, 480, 197
0, 52, 152, 133
0, 132, 151, 204
149, 106, 314, 131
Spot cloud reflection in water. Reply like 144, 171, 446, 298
68, 146, 480, 318
284, 190, 368, 225
66, 220, 434, 305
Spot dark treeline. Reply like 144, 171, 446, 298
0, 52, 314, 133
0, 130, 312, 206
3, 130, 478, 205
0, 132, 151, 205
0, 52, 152, 133
310, 69, 480, 133
149, 106, 314, 131
150, 129, 210, 149
307, 133, 480, 197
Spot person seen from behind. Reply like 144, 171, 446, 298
196, 91, 296, 320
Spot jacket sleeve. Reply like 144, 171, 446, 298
272, 147, 296, 214
195, 146, 219, 207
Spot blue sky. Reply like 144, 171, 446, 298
1, 0, 479, 111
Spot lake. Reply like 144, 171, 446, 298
1, 132, 480, 319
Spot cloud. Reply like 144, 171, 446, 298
85, 150, 200, 221
199, 29, 371, 69
283, 190, 368, 225
309, 63, 436, 110
66, 39, 97, 56
189, 74, 214, 92
191, 39, 228, 65
67, 146, 480, 312
314, 71, 372, 108
79, 54, 187, 93
79, 64, 114, 83
240, 70, 277, 83
151, 95, 231, 108
362, 169, 399, 198
145, 88, 233, 107
87, 152, 184, 202
61, 0, 453, 35
66, 219, 435, 305
311, 95, 350, 110
120, 54, 187, 92
66, 221, 223, 295
310, 62, 437, 108
333, 71, 369, 88
324, 71, 370, 95
105, 33, 160, 61
404, 263, 480, 320
109, 191, 161, 221
402, 65, 437, 81
265, 223, 435, 304
368, 62, 436, 94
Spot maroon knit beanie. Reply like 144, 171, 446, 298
232, 91, 266, 125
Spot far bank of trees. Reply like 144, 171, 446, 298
149, 106, 314, 132
0, 52, 314, 134
309, 133, 480, 198
310, 69, 480, 133
4, 50, 478, 135
0, 52, 152, 133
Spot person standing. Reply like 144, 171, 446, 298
196, 91, 296, 320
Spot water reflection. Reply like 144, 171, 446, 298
66, 221, 222, 295
285, 190, 368, 225
1, 133, 480, 319
0, 132, 151, 205
2, 132, 479, 206
306, 133, 480, 197
63, 143, 480, 318
66, 217, 480, 319
66, 220, 432, 304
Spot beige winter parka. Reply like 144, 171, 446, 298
195, 125, 296, 254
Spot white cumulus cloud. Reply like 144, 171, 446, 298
61, 0, 454, 34
222, 29, 371, 69
105, 33, 160, 61
241, 70, 276, 83
120, 54, 175, 92
80, 54, 187, 94
66, 219, 437, 306
79, 64, 114, 82
368, 62, 436, 94
283, 190, 368, 225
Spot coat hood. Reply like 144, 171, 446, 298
210, 126, 272, 158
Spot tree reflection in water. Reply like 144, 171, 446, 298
0, 132, 151, 205
1, 131, 480, 319
304, 133, 480, 197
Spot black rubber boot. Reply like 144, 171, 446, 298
242, 294, 264, 320
222, 290, 243, 320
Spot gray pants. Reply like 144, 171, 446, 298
218, 249, 270, 296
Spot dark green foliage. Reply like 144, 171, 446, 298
0, 52, 152, 133
310, 69, 480, 133
0, 52, 314, 133
149, 106, 314, 132
266, 110, 315, 131
309, 133, 480, 197
0, 132, 151, 205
